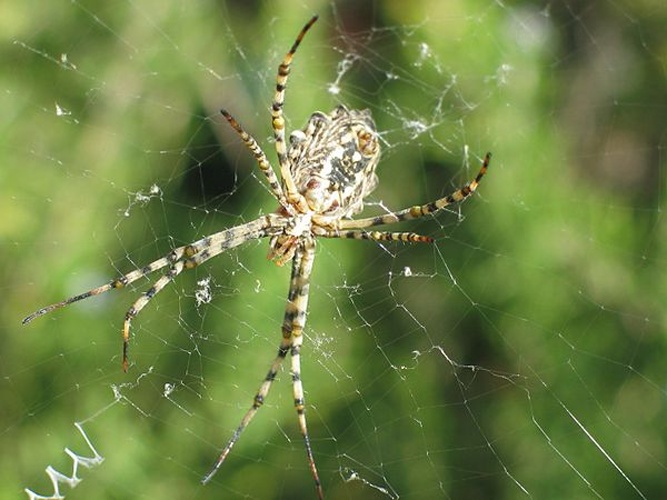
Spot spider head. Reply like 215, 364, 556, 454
289, 105, 380, 219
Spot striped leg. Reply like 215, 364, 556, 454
320, 229, 434, 243
271, 15, 318, 201
339, 152, 491, 230
202, 242, 323, 499
201, 250, 306, 484
284, 244, 323, 499
220, 109, 286, 207
21, 246, 189, 325
119, 218, 275, 370
23, 217, 276, 371
201, 336, 292, 485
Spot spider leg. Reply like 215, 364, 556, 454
21, 247, 189, 325
220, 109, 287, 207
121, 259, 185, 371
184, 216, 279, 263
339, 152, 491, 230
284, 244, 323, 499
271, 15, 318, 202
202, 242, 323, 499
321, 229, 433, 243
119, 217, 276, 371
201, 337, 291, 484
24, 217, 277, 372
22, 218, 276, 325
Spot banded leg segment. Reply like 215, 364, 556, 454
340, 152, 491, 230
121, 260, 185, 371
23, 217, 277, 372
271, 15, 318, 201
202, 243, 323, 499
221, 109, 286, 207
320, 229, 434, 243
201, 245, 310, 485
284, 244, 323, 499
21, 246, 189, 325
119, 217, 276, 371
22, 217, 276, 326
201, 336, 292, 485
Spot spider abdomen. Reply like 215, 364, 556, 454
289, 105, 380, 217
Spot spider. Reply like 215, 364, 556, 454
23, 15, 490, 499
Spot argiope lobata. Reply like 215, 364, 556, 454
23, 15, 490, 499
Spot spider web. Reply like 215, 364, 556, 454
4, 0, 666, 499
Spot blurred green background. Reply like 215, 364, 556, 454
2, 0, 665, 499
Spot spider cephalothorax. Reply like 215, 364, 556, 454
23, 15, 490, 500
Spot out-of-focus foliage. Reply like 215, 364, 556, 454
2, 1, 665, 499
